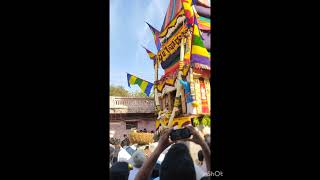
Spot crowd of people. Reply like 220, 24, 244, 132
110, 126, 211, 180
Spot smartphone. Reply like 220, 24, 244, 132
170, 128, 191, 141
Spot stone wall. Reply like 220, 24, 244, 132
110, 96, 155, 114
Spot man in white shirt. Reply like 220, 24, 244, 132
117, 147, 132, 162
128, 150, 146, 180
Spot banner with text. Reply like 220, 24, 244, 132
156, 25, 189, 63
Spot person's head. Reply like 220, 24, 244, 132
200, 176, 211, 180
110, 162, 129, 180
131, 150, 146, 168
123, 134, 127, 138
151, 130, 154, 133
144, 146, 149, 150
198, 150, 204, 162
160, 143, 196, 180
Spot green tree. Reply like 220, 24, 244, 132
130, 89, 154, 97
130, 90, 147, 97
110, 85, 130, 97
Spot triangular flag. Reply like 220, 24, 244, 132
145, 22, 162, 51
142, 46, 156, 61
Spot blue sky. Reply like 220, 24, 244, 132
110, 0, 169, 93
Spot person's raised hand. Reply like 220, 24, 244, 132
185, 126, 206, 146
157, 128, 174, 153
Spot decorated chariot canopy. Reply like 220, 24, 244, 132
139, 0, 212, 130
152, 0, 211, 93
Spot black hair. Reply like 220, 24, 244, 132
123, 134, 127, 137
145, 146, 149, 150
198, 150, 204, 162
160, 143, 196, 180
110, 162, 129, 180
200, 176, 211, 180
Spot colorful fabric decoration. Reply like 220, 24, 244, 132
127, 73, 153, 97
159, 10, 186, 45
167, 61, 189, 75
155, 79, 174, 92
161, 48, 180, 70
156, 25, 189, 63
161, 0, 183, 31
184, 32, 192, 63
156, 116, 192, 130
155, 75, 176, 92
191, 16, 211, 70
192, 11, 211, 52
197, 16, 210, 31
181, 0, 196, 28
165, 60, 180, 75
146, 22, 162, 51
191, 8, 206, 41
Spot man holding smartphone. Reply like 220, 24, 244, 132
135, 126, 211, 180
